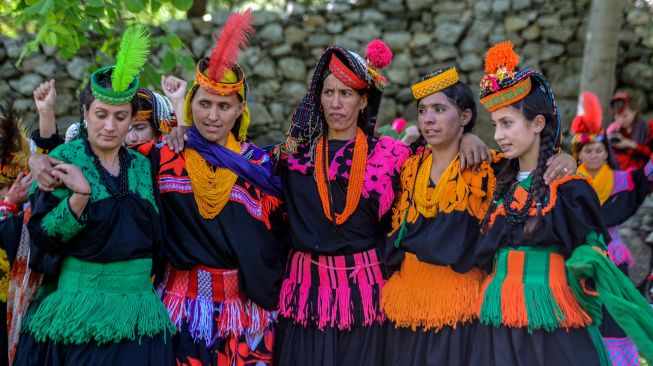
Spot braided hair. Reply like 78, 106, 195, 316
482, 82, 556, 239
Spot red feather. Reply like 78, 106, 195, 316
571, 91, 603, 134
208, 10, 255, 83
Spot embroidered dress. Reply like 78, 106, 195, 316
470, 175, 615, 365
381, 152, 495, 366
276, 136, 409, 366
14, 139, 175, 366
136, 137, 286, 366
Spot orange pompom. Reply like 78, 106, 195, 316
484, 41, 520, 74
571, 91, 603, 134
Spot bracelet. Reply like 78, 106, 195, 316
72, 190, 92, 196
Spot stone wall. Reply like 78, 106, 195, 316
0, 0, 652, 284
1, 0, 653, 145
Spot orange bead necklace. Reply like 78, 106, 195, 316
314, 128, 368, 226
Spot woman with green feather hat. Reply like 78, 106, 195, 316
13, 25, 175, 366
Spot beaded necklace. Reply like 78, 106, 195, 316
85, 139, 130, 199
502, 178, 535, 225
314, 128, 368, 226
412, 152, 456, 218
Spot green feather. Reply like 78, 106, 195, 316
111, 25, 150, 92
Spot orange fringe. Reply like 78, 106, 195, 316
500, 251, 528, 327
381, 253, 485, 331
549, 254, 593, 328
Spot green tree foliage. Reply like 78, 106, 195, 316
1, 0, 197, 88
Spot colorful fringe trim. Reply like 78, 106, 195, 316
157, 263, 273, 347
604, 337, 640, 366
477, 246, 592, 332
381, 253, 484, 331
278, 248, 386, 330
25, 257, 175, 345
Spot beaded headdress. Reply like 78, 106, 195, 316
411, 66, 460, 100
479, 41, 562, 150
184, 10, 253, 141
286, 40, 393, 151
90, 25, 150, 105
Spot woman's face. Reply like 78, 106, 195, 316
578, 141, 608, 171
615, 106, 637, 129
417, 92, 470, 149
125, 121, 156, 145
491, 106, 544, 160
191, 87, 244, 145
321, 74, 367, 137
84, 99, 132, 153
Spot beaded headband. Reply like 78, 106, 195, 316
411, 67, 460, 100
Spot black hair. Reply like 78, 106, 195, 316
482, 81, 555, 240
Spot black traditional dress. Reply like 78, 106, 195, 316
275, 135, 409, 366
470, 175, 611, 365
14, 138, 174, 366
381, 152, 495, 366
136, 136, 287, 366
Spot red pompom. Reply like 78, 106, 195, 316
571, 91, 603, 134
366, 39, 392, 69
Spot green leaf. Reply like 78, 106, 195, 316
150, 0, 162, 12
85, 6, 105, 17
168, 34, 183, 49
89, 0, 103, 6
179, 54, 196, 71
23, 0, 54, 16
162, 51, 176, 73
44, 30, 57, 46
124, 0, 146, 13
171, 0, 193, 12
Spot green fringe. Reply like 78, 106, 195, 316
522, 282, 564, 333
479, 250, 508, 327
20, 281, 56, 332
26, 289, 175, 345
588, 324, 612, 366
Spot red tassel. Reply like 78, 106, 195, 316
208, 9, 255, 83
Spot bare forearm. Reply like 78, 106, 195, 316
38, 109, 57, 138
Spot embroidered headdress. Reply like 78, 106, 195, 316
134, 88, 176, 135
285, 39, 392, 150
90, 25, 150, 105
183, 10, 253, 141
479, 41, 562, 150
411, 66, 460, 100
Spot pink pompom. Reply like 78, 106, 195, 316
391, 118, 407, 133
366, 39, 392, 69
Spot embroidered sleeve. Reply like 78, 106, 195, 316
40, 196, 86, 243
365, 136, 410, 218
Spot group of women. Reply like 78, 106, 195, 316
0, 10, 652, 366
